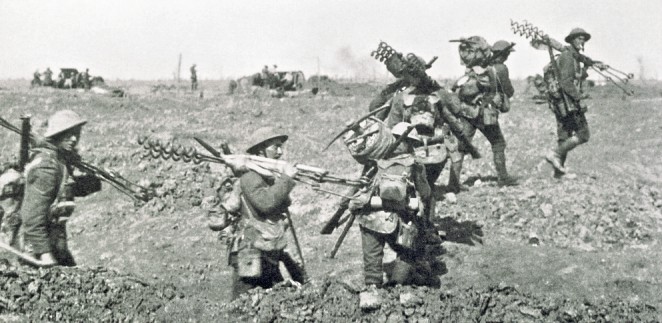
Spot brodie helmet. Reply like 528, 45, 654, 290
44, 110, 87, 138
245, 126, 288, 154
564, 28, 591, 43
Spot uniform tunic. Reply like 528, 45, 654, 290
229, 170, 305, 299
21, 147, 100, 266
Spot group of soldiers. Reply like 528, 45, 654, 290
31, 68, 95, 90
1, 26, 601, 303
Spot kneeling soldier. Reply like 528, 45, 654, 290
227, 127, 307, 300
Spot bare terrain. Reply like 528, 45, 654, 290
1, 78, 661, 322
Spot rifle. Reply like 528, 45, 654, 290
511, 19, 634, 97
0, 116, 154, 203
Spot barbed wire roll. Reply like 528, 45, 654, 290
344, 118, 395, 164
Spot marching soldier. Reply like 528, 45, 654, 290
31, 70, 42, 87
544, 28, 604, 178
449, 36, 518, 192
20, 110, 102, 266
349, 122, 437, 304
227, 127, 307, 300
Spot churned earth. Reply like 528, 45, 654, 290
0, 79, 661, 322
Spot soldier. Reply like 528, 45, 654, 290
448, 36, 518, 192
227, 127, 306, 300
31, 70, 42, 87
349, 122, 437, 304
43, 68, 54, 87
190, 64, 198, 91
544, 28, 604, 178
82, 68, 91, 90
20, 110, 102, 266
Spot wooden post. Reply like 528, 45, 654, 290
176, 53, 182, 95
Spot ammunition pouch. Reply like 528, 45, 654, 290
482, 105, 499, 125
236, 246, 262, 278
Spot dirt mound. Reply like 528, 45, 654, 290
0, 264, 177, 322
438, 175, 659, 251
220, 278, 659, 322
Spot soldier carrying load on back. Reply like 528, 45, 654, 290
543, 28, 605, 178
348, 122, 438, 306
20, 110, 102, 266
448, 36, 519, 191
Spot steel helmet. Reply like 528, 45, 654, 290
0, 168, 23, 198
245, 126, 288, 154
44, 110, 87, 138
458, 36, 491, 67
391, 122, 421, 143
565, 28, 591, 43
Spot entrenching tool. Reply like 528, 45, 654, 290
0, 116, 154, 203
510, 19, 634, 97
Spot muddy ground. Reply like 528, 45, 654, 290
0, 79, 661, 322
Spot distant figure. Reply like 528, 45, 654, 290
190, 64, 198, 91
267, 64, 279, 88
31, 70, 42, 87
82, 68, 91, 90
261, 65, 269, 80
56, 71, 65, 88
43, 68, 54, 87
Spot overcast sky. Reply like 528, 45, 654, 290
1, 0, 660, 80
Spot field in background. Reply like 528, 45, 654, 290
1, 78, 661, 321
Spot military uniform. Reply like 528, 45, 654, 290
545, 28, 594, 176
20, 147, 100, 266
449, 36, 518, 190
350, 141, 433, 287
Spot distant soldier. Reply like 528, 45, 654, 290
261, 65, 270, 81
227, 127, 306, 300
349, 122, 437, 304
449, 36, 518, 191
190, 64, 198, 91
56, 71, 65, 89
544, 28, 605, 178
43, 68, 54, 87
31, 70, 42, 87
20, 110, 102, 266
82, 68, 91, 90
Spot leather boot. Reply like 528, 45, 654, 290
447, 156, 468, 193
549, 136, 582, 177
494, 150, 518, 186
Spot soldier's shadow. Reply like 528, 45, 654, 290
432, 216, 484, 246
